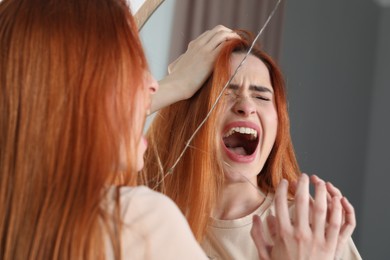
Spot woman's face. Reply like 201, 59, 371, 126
117, 71, 157, 174
220, 53, 278, 184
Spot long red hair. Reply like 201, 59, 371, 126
142, 30, 300, 241
0, 0, 147, 259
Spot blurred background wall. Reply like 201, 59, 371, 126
282, 1, 390, 259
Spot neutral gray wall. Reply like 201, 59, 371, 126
281, 0, 389, 259
361, 7, 390, 259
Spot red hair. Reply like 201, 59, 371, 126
0, 0, 147, 259
142, 30, 300, 241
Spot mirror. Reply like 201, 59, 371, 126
139, 1, 390, 259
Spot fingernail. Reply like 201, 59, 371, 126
311, 174, 319, 180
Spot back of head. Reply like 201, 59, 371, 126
0, 0, 146, 258
142, 30, 300, 241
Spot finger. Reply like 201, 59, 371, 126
207, 30, 240, 50
326, 181, 342, 198
325, 196, 342, 250
311, 175, 328, 200
307, 174, 317, 224
339, 197, 356, 240
332, 196, 355, 259
309, 193, 314, 226
274, 179, 292, 234
312, 180, 327, 239
208, 35, 239, 62
310, 174, 323, 185
294, 174, 310, 230
326, 182, 342, 223
311, 175, 335, 223
186, 30, 211, 48
204, 25, 233, 42
266, 214, 277, 240
189, 25, 233, 48
251, 215, 272, 260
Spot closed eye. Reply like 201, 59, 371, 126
250, 85, 273, 102
254, 95, 271, 101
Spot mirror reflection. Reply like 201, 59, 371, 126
140, 1, 390, 259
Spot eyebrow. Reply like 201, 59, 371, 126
229, 84, 273, 94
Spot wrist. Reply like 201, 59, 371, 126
160, 73, 192, 101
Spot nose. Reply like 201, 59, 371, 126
149, 78, 159, 94
232, 96, 256, 117
145, 72, 159, 94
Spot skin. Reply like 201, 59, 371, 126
221, 53, 277, 182
251, 174, 356, 260
136, 72, 159, 171
214, 53, 277, 220
151, 25, 240, 113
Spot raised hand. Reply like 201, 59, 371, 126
310, 175, 356, 259
251, 174, 356, 260
151, 25, 239, 112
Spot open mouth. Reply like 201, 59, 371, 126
223, 126, 259, 156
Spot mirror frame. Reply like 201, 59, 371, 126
133, 0, 166, 30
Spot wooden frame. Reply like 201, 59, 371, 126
133, 0, 166, 30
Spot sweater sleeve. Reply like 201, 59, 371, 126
119, 186, 208, 260
342, 237, 362, 260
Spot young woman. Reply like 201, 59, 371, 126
0, 0, 356, 259
143, 30, 361, 259
0, 0, 209, 258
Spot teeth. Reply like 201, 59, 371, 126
223, 127, 258, 140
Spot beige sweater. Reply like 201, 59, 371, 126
202, 192, 362, 260
106, 186, 208, 259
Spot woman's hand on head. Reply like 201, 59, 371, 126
166, 24, 239, 97
251, 174, 356, 260
151, 25, 239, 113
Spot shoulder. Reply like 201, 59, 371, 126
119, 186, 173, 209
119, 186, 181, 219
118, 186, 207, 259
